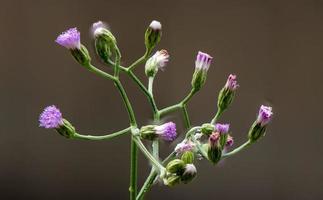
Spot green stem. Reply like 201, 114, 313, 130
221, 140, 252, 158
133, 136, 165, 172
86, 63, 116, 81
148, 77, 154, 95
181, 89, 196, 105
191, 135, 208, 159
128, 50, 149, 71
158, 103, 182, 117
211, 109, 223, 125
182, 105, 191, 129
130, 136, 138, 200
73, 127, 131, 140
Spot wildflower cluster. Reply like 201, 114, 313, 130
39, 20, 273, 199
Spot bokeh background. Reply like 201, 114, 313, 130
1, 0, 322, 199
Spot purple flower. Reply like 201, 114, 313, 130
257, 105, 273, 126
225, 74, 239, 91
226, 135, 234, 147
55, 28, 81, 49
174, 140, 195, 155
39, 105, 63, 129
209, 132, 220, 148
215, 123, 230, 134
195, 51, 213, 71
155, 122, 177, 141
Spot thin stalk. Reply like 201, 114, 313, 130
211, 109, 223, 125
158, 103, 182, 117
128, 50, 149, 71
221, 140, 252, 158
182, 105, 191, 129
73, 127, 131, 140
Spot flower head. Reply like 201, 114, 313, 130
195, 51, 213, 71
149, 20, 162, 31
145, 49, 169, 76
225, 74, 239, 91
92, 21, 108, 37
226, 135, 234, 147
55, 28, 81, 49
257, 105, 273, 126
215, 123, 230, 134
209, 132, 220, 148
39, 105, 63, 129
175, 139, 195, 155
155, 122, 177, 141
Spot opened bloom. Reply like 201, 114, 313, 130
195, 51, 212, 71
225, 74, 239, 90
39, 105, 63, 129
155, 122, 177, 141
55, 28, 81, 49
257, 105, 273, 126
215, 123, 230, 134
175, 139, 195, 155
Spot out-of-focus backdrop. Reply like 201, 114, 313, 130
1, 0, 322, 199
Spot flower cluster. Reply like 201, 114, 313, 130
39, 19, 274, 199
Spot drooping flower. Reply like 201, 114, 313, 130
257, 105, 273, 126
155, 122, 177, 141
39, 105, 63, 129
55, 28, 81, 49
225, 74, 239, 91
215, 123, 230, 134
195, 51, 213, 71
175, 139, 195, 155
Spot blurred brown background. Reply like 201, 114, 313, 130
0, 0, 322, 199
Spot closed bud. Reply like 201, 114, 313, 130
217, 74, 239, 111
92, 21, 118, 64
70, 45, 91, 66
145, 20, 162, 53
201, 123, 215, 136
166, 159, 185, 174
164, 174, 181, 187
248, 105, 273, 143
191, 51, 213, 91
207, 132, 222, 164
181, 164, 197, 184
181, 151, 194, 164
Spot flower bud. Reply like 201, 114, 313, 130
217, 74, 239, 111
201, 123, 215, 136
145, 50, 169, 77
181, 164, 197, 184
215, 123, 230, 149
92, 21, 118, 63
191, 51, 213, 91
39, 105, 75, 138
207, 132, 222, 164
56, 28, 91, 66
181, 151, 195, 164
248, 105, 273, 143
145, 20, 162, 53
226, 135, 234, 148
166, 159, 185, 174
164, 174, 181, 187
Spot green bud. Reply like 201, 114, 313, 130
56, 119, 75, 138
207, 143, 222, 164
145, 20, 162, 53
248, 121, 266, 143
201, 123, 215, 136
181, 151, 194, 164
219, 133, 228, 150
93, 24, 118, 64
217, 88, 234, 111
70, 45, 91, 66
181, 164, 197, 184
191, 69, 207, 91
164, 174, 181, 187
166, 159, 185, 174
139, 125, 157, 140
